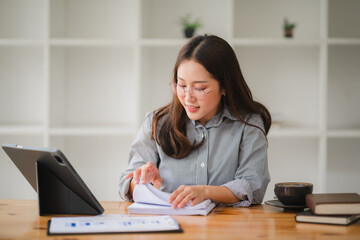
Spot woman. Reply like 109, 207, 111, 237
119, 35, 271, 208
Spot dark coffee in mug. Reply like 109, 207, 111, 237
274, 182, 313, 206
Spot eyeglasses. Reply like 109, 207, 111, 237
170, 83, 215, 100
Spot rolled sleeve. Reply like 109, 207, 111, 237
222, 179, 253, 207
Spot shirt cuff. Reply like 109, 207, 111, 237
222, 179, 254, 207
118, 177, 134, 202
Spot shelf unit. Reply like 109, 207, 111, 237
0, 0, 359, 201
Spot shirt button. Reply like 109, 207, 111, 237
201, 162, 205, 168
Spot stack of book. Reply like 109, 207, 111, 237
295, 193, 360, 226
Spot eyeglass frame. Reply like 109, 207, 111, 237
169, 82, 216, 100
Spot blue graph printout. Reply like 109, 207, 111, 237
48, 214, 181, 234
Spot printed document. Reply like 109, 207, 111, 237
128, 183, 216, 215
47, 214, 182, 235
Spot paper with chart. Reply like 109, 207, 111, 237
48, 214, 181, 234
128, 183, 216, 215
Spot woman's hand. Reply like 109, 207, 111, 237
125, 161, 162, 188
168, 185, 208, 209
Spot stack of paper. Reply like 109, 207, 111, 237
128, 183, 216, 216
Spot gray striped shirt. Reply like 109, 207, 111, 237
118, 107, 270, 207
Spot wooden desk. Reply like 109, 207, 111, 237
0, 199, 359, 240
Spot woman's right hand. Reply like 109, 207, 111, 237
125, 161, 162, 188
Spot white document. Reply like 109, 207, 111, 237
48, 214, 181, 235
128, 183, 216, 215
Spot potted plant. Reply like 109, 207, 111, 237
180, 13, 202, 38
283, 18, 296, 38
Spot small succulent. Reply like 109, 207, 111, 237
180, 13, 202, 30
283, 18, 296, 30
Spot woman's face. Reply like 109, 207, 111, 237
176, 59, 225, 126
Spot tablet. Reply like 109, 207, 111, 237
2, 143, 104, 215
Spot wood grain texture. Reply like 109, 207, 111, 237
0, 199, 359, 240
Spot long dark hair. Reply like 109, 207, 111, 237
152, 35, 271, 159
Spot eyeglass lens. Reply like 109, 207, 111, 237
170, 83, 205, 100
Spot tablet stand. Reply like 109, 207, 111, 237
36, 161, 100, 216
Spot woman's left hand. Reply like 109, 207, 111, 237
168, 185, 208, 209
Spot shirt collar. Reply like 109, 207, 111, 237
190, 105, 238, 129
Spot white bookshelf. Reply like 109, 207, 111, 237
0, 0, 359, 201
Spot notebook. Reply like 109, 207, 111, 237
128, 183, 216, 215
295, 210, 360, 226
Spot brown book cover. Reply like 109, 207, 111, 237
306, 193, 360, 215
